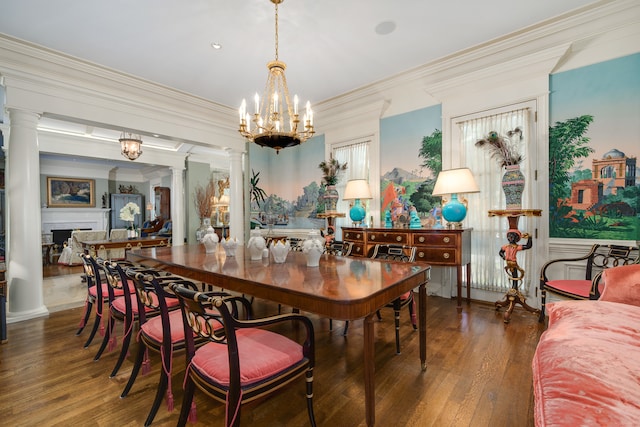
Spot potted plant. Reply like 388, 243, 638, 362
318, 155, 347, 212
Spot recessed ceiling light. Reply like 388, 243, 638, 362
375, 21, 396, 36
211, 42, 222, 50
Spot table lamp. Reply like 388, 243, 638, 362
343, 179, 373, 227
431, 168, 479, 228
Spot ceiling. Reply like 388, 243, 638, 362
1, 0, 599, 167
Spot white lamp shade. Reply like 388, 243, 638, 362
343, 179, 372, 200
432, 168, 480, 196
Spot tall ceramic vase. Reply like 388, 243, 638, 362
323, 185, 339, 213
501, 165, 525, 210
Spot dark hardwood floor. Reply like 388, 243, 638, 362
0, 288, 544, 426
43, 262, 83, 278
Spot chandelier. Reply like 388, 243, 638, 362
238, 0, 314, 154
119, 132, 143, 161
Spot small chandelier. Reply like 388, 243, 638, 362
238, 0, 315, 154
119, 132, 143, 161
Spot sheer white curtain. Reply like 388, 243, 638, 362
333, 141, 370, 236
460, 107, 534, 292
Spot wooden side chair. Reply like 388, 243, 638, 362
368, 243, 418, 354
120, 270, 228, 426
100, 260, 179, 377
170, 283, 316, 427
539, 243, 640, 322
76, 253, 118, 349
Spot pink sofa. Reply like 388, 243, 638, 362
532, 264, 640, 426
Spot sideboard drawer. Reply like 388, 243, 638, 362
350, 243, 366, 257
415, 248, 458, 265
367, 231, 409, 245
343, 230, 365, 242
413, 233, 457, 247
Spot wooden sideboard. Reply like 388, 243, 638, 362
342, 227, 472, 311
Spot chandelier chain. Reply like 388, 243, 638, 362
274, 2, 279, 61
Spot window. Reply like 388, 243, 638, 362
332, 140, 371, 235
457, 102, 537, 293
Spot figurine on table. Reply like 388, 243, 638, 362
409, 206, 422, 229
499, 229, 532, 281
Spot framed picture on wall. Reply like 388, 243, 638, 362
46, 177, 95, 208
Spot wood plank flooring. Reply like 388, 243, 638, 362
0, 291, 545, 426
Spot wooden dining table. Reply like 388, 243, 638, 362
127, 244, 430, 426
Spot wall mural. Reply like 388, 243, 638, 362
549, 53, 639, 240
249, 134, 326, 230
379, 105, 443, 226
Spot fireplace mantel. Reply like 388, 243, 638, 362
41, 208, 111, 234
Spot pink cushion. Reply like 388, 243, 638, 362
111, 292, 179, 315
141, 310, 188, 344
544, 279, 593, 298
532, 300, 640, 426
191, 328, 304, 386
89, 283, 125, 299
600, 264, 640, 307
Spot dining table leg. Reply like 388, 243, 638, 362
419, 282, 427, 371
363, 313, 376, 426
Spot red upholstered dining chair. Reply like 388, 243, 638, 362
539, 243, 639, 322
100, 260, 179, 377
120, 270, 229, 426
76, 253, 121, 349
170, 283, 317, 427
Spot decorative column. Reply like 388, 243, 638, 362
7, 108, 48, 321
227, 149, 245, 242
170, 166, 185, 246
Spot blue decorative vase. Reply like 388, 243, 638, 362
502, 165, 525, 210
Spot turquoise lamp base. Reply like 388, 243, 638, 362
349, 199, 366, 226
441, 193, 467, 228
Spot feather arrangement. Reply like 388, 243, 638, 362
475, 127, 523, 167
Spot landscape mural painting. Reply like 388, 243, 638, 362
379, 104, 443, 226
549, 53, 640, 240
248, 134, 326, 230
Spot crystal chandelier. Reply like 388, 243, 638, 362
238, 0, 315, 154
119, 132, 143, 161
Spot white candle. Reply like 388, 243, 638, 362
273, 93, 278, 113
294, 95, 299, 115
239, 99, 246, 123
254, 93, 259, 114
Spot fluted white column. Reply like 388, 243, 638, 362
170, 166, 185, 246
227, 149, 245, 242
7, 108, 48, 321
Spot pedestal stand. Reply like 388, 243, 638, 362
317, 212, 345, 248
488, 209, 542, 323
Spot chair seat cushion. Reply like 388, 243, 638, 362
111, 292, 179, 316
89, 282, 128, 299
544, 279, 594, 298
191, 328, 304, 387
141, 309, 189, 344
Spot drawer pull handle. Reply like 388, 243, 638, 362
418, 251, 425, 258
396, 236, 402, 242
371, 235, 375, 240
418, 236, 425, 243
356, 234, 361, 239
443, 252, 450, 259
443, 237, 450, 243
